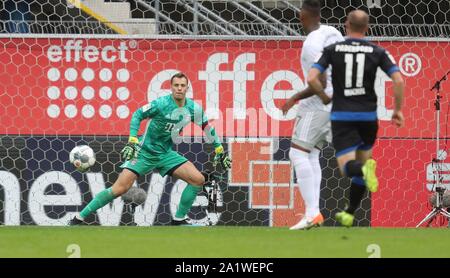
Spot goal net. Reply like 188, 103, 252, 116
0, 0, 449, 227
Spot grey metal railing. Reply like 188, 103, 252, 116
1, 21, 449, 38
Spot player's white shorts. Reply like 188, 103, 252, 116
291, 110, 331, 151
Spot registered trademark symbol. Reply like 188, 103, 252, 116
399, 52, 421, 77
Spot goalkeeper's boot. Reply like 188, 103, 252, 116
289, 213, 324, 230
68, 216, 84, 226
171, 217, 197, 226
335, 211, 354, 227
362, 159, 378, 193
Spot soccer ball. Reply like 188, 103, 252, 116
69, 145, 96, 172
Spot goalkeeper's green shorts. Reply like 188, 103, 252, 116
120, 148, 188, 177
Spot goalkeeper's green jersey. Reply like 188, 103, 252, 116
129, 94, 221, 154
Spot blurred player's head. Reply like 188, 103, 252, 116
299, 0, 321, 34
171, 72, 189, 101
345, 10, 369, 37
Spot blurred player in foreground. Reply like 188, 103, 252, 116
308, 10, 404, 227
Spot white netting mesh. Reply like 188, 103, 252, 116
0, 1, 449, 227
1, 1, 449, 37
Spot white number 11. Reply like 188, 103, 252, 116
344, 53, 365, 88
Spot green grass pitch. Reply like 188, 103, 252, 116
0, 226, 449, 258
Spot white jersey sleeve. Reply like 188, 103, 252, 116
299, 25, 344, 112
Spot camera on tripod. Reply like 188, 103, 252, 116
203, 172, 223, 213
416, 71, 450, 227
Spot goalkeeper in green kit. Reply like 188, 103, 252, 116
69, 72, 231, 226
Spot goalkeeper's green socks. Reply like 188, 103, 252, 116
175, 184, 202, 219
78, 184, 201, 220
79, 187, 116, 219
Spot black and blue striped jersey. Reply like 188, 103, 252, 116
313, 38, 400, 121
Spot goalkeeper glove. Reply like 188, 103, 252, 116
121, 136, 139, 161
213, 145, 232, 170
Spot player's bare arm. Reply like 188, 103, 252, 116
282, 73, 329, 115
307, 68, 331, 104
